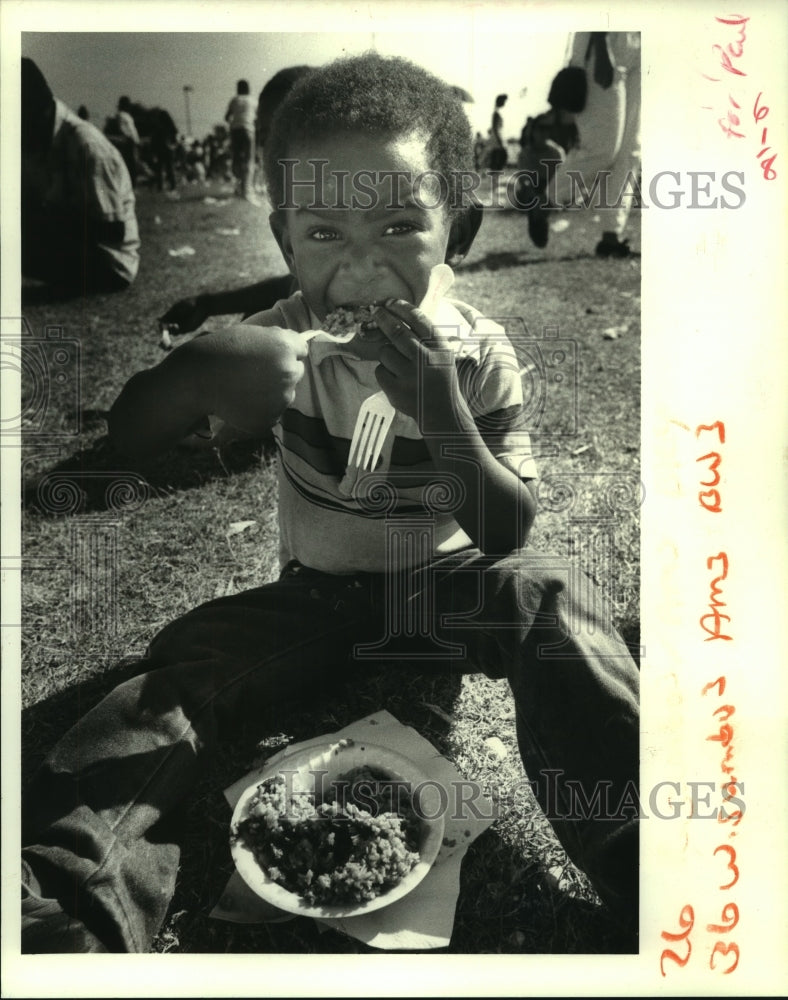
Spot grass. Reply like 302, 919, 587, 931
19, 172, 640, 954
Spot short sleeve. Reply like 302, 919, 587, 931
458, 318, 538, 482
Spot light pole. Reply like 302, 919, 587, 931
182, 85, 194, 137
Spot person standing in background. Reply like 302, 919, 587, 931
555, 32, 641, 257
522, 32, 641, 256
149, 107, 178, 192
489, 93, 508, 171
114, 96, 141, 187
225, 78, 259, 206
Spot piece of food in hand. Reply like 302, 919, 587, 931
321, 304, 379, 342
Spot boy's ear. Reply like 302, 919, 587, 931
446, 199, 484, 263
269, 210, 297, 275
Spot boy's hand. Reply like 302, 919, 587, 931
373, 300, 536, 555
373, 299, 461, 429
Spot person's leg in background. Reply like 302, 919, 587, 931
114, 138, 137, 188
513, 139, 566, 248
163, 143, 177, 191
21, 567, 381, 952
595, 55, 641, 257
242, 130, 260, 205
230, 127, 244, 196
153, 148, 164, 192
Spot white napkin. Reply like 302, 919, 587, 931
210, 710, 496, 950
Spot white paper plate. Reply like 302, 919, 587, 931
230, 739, 445, 919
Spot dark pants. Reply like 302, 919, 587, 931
489, 146, 508, 171
230, 128, 255, 197
114, 138, 138, 187
22, 548, 639, 952
21, 215, 131, 295
151, 141, 176, 191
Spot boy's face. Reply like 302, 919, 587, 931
271, 130, 453, 359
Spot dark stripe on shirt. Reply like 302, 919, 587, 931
280, 460, 435, 520
279, 426, 348, 477
280, 407, 344, 449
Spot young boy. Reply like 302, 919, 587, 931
22, 54, 639, 953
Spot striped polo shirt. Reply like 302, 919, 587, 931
246, 292, 537, 574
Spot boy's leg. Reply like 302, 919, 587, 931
422, 548, 639, 919
22, 567, 380, 952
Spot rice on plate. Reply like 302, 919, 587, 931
230, 739, 445, 918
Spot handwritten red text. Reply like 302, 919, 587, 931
700, 15, 779, 178
660, 676, 743, 975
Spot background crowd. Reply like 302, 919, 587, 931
21, 34, 640, 300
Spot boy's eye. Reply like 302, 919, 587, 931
308, 228, 339, 241
384, 222, 418, 236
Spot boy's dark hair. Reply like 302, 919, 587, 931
237, 79, 250, 95
264, 53, 476, 218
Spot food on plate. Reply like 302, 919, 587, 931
230, 766, 422, 906
321, 304, 379, 340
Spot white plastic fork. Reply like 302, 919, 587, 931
346, 389, 396, 471
346, 263, 455, 472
